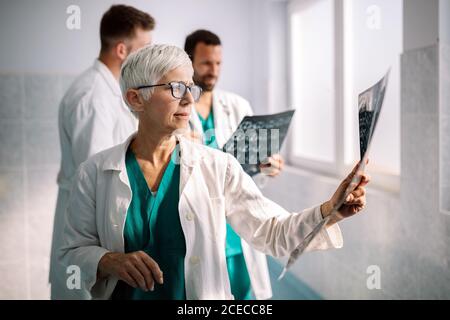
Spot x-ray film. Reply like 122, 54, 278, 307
358, 69, 390, 160
279, 70, 390, 280
222, 110, 295, 176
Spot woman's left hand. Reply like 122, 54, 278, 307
321, 161, 370, 225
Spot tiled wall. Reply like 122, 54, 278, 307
263, 168, 402, 299
400, 43, 450, 298
440, 44, 450, 214
0, 73, 75, 299
264, 43, 450, 299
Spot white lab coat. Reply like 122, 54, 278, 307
189, 89, 253, 150
50, 60, 138, 299
58, 133, 343, 300
189, 89, 274, 299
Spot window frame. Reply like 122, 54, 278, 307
285, 0, 400, 193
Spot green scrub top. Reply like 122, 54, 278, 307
198, 110, 253, 300
198, 110, 219, 149
112, 146, 186, 300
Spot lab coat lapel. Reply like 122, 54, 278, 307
101, 134, 135, 253
177, 136, 204, 196
178, 136, 217, 224
189, 106, 204, 134
177, 137, 223, 300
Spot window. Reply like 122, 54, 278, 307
288, 0, 402, 190
290, 0, 335, 165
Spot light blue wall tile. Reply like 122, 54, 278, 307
0, 169, 24, 216
26, 168, 58, 215
0, 120, 23, 168
439, 115, 450, 190
418, 263, 450, 299
441, 186, 450, 213
0, 74, 23, 119
367, 245, 420, 299
24, 75, 62, 119
29, 257, 50, 299
0, 213, 26, 262
24, 120, 60, 167
401, 114, 439, 199
26, 168, 58, 262
0, 261, 27, 299
441, 44, 450, 118
440, 43, 450, 214
401, 45, 438, 115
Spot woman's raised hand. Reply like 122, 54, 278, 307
321, 161, 370, 225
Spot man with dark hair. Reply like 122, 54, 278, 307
50, 4, 155, 299
184, 29, 221, 62
99, 4, 155, 57
184, 29, 284, 300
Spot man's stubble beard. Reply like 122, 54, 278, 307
194, 74, 216, 92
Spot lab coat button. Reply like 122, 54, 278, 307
190, 256, 200, 265
186, 213, 194, 221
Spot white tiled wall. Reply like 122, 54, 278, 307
263, 167, 404, 299
440, 44, 450, 214
0, 73, 75, 299
263, 43, 450, 299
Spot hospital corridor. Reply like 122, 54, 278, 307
0, 0, 449, 302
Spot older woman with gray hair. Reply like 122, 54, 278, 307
58, 44, 369, 300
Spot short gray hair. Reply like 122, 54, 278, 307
120, 44, 193, 107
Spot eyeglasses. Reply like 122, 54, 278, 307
136, 81, 203, 102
